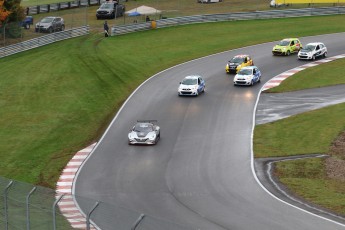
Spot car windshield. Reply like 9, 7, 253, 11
278, 40, 290, 46
41, 18, 54, 23
303, 45, 316, 51
134, 123, 153, 132
230, 57, 245, 64
181, 78, 197, 85
238, 69, 252, 75
100, 4, 113, 9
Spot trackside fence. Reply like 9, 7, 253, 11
0, 176, 195, 230
26, 0, 101, 15
0, 26, 89, 58
111, 6, 345, 35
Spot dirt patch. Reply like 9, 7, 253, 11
325, 131, 345, 181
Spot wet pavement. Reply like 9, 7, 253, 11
256, 84, 345, 125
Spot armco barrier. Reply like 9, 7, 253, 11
27, 0, 100, 15
0, 26, 89, 58
111, 6, 345, 35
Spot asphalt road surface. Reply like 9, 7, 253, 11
256, 84, 345, 124
74, 32, 345, 230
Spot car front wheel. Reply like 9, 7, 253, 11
286, 50, 290, 56
48, 27, 53, 33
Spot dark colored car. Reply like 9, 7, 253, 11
35, 16, 65, 33
21, 16, 33, 29
96, 2, 125, 19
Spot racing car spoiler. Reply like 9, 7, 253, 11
137, 120, 158, 123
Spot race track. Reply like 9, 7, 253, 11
74, 32, 345, 230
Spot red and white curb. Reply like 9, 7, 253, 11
56, 143, 97, 229
262, 54, 345, 91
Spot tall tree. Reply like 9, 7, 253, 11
2, 0, 25, 23
0, 0, 11, 25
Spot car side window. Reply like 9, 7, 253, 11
253, 69, 256, 74
316, 45, 320, 50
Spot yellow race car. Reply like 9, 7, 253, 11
272, 38, 302, 56
225, 54, 254, 74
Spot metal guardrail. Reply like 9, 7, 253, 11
26, 0, 100, 15
0, 26, 89, 58
111, 6, 345, 35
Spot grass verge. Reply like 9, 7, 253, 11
254, 56, 345, 216
265, 58, 345, 93
275, 158, 345, 215
0, 15, 345, 190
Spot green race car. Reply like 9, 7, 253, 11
272, 38, 302, 56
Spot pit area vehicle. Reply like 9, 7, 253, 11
96, 1, 125, 19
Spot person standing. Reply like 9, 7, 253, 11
104, 21, 109, 37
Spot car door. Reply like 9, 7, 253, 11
290, 40, 296, 52
198, 77, 205, 92
252, 68, 258, 83
315, 45, 321, 57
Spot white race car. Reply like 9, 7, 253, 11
178, 75, 205, 96
128, 120, 160, 145
233, 66, 261, 86
298, 42, 327, 60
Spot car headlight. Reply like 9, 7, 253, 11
148, 133, 156, 140
282, 47, 286, 51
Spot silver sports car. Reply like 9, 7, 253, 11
128, 120, 160, 145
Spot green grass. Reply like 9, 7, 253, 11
275, 158, 345, 214
266, 58, 345, 93
254, 103, 345, 157
1, 15, 345, 189
253, 52, 345, 216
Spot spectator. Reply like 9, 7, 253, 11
104, 21, 109, 37
146, 15, 150, 22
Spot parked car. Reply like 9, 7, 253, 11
234, 66, 261, 86
128, 120, 160, 145
96, 1, 125, 19
178, 75, 205, 96
298, 42, 327, 60
272, 38, 302, 56
197, 0, 222, 3
225, 54, 254, 74
21, 16, 33, 29
35, 16, 65, 33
